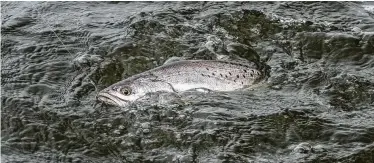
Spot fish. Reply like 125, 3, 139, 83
96, 60, 270, 107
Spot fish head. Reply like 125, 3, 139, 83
96, 79, 147, 107
96, 75, 174, 107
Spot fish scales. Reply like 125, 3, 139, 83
150, 60, 263, 91
97, 60, 269, 106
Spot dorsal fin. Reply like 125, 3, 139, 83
163, 57, 187, 65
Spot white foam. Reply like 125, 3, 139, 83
363, 5, 374, 14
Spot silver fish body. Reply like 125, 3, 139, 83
97, 60, 269, 106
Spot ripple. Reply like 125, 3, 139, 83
2, 1, 374, 162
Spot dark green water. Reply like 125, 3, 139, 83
1, 1, 374, 162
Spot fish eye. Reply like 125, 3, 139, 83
121, 87, 132, 95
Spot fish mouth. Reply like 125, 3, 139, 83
96, 92, 128, 106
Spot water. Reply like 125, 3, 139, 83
1, 1, 374, 162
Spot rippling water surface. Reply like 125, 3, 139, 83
1, 1, 374, 162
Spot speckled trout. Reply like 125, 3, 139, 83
97, 60, 270, 106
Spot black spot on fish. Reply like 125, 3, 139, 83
207, 75, 210, 78
244, 70, 247, 73
201, 73, 205, 76
236, 75, 239, 78
250, 74, 253, 77
206, 68, 209, 71
212, 73, 215, 76
225, 75, 228, 78
234, 80, 236, 82
229, 72, 232, 75
220, 73, 223, 77
243, 75, 246, 78
251, 70, 254, 73
257, 71, 260, 75
242, 82, 244, 84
